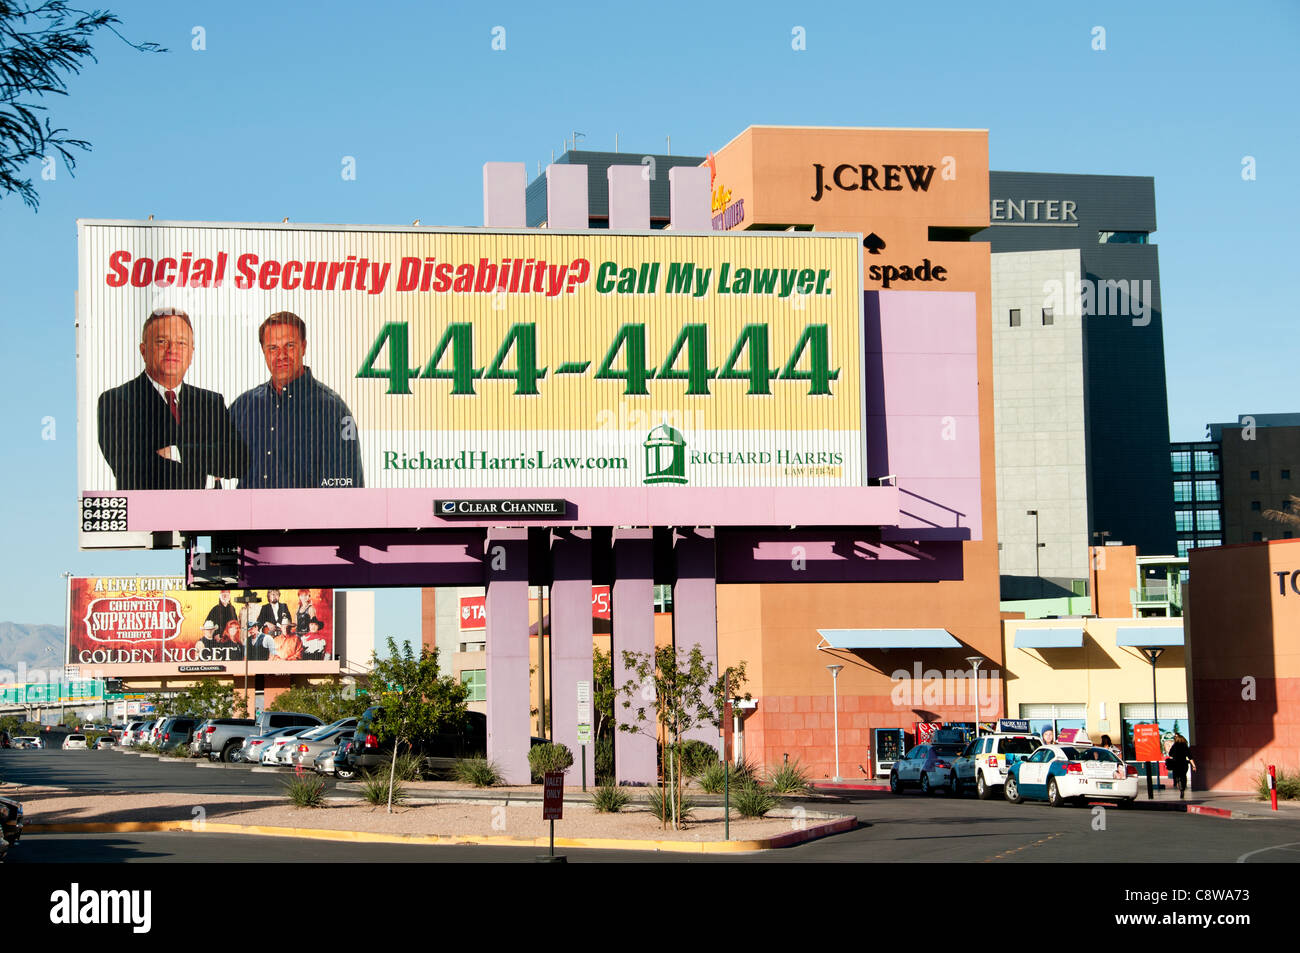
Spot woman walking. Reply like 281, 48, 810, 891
1166, 734, 1196, 798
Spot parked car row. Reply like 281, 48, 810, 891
0, 795, 21, 863
889, 732, 1140, 806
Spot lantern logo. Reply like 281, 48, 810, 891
642, 426, 688, 485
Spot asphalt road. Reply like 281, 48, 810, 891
5, 748, 1300, 863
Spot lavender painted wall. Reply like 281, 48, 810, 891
548, 529, 593, 766
545, 164, 589, 228
607, 166, 650, 230
865, 291, 982, 541
482, 163, 527, 227
484, 528, 531, 784
612, 528, 657, 783
668, 166, 711, 231
673, 528, 721, 746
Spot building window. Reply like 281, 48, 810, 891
1251, 470, 1260, 481
1019, 704, 1087, 742
1194, 481, 1219, 502
1284, 469, 1292, 480
1042, 308, 1054, 326
1251, 501, 1262, 511
1098, 231, 1149, 244
1194, 449, 1219, 472
1173, 481, 1193, 502
1287, 532, 1295, 539
1119, 703, 1187, 761
1009, 309, 1021, 327
460, 669, 487, 702
1176, 540, 1193, 557
1199, 535, 1222, 547
1253, 532, 1264, 542
1196, 511, 1221, 532
1170, 451, 1191, 473
1175, 510, 1195, 533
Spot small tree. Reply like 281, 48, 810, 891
617, 645, 747, 830
147, 681, 247, 720
366, 637, 469, 813
268, 682, 367, 723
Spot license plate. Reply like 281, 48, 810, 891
1098, 782, 1113, 789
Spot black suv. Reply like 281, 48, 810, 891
344, 707, 487, 779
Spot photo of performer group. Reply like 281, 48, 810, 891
95, 307, 364, 491
196, 588, 330, 662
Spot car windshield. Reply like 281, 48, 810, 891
1001, 737, 1040, 754
68, 735, 85, 741
932, 744, 965, 757
1063, 746, 1120, 762
298, 725, 330, 740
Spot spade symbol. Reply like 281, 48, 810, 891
863, 233, 886, 255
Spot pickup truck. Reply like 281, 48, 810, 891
194, 719, 257, 762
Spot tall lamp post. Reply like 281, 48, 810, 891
1139, 645, 1165, 798
61, 571, 72, 727
965, 656, 984, 738
1026, 510, 1045, 598
826, 664, 844, 782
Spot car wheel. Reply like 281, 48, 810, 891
976, 773, 993, 800
1048, 778, 1067, 808
920, 772, 933, 795
1004, 775, 1022, 804
889, 770, 902, 795
336, 766, 356, 781
221, 743, 240, 763
949, 772, 961, 796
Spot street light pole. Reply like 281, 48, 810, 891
966, 656, 984, 738
826, 664, 844, 781
1026, 511, 1043, 598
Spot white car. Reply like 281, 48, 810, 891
10, 736, 42, 749
950, 732, 1043, 798
261, 727, 315, 766
1005, 744, 1139, 807
62, 734, 89, 750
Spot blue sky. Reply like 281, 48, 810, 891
1, 1, 1297, 626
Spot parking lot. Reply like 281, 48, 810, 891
4, 745, 1300, 864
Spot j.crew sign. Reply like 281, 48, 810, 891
811, 162, 937, 202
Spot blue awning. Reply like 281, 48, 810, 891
817, 628, 961, 650
1116, 626, 1184, 648
1014, 627, 1084, 649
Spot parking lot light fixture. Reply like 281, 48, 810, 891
965, 656, 983, 737
827, 664, 844, 781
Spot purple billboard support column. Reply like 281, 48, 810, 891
668, 166, 711, 231
482, 162, 526, 227
484, 528, 530, 784
613, 528, 656, 784
545, 164, 589, 229
607, 166, 650, 230
549, 529, 593, 768
673, 528, 721, 745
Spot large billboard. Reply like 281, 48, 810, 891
66, 577, 336, 674
77, 222, 871, 534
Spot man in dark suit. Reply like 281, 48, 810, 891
97, 308, 247, 490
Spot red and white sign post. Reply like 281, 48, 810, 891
539, 770, 566, 863
1269, 764, 1278, 811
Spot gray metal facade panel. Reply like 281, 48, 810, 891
981, 171, 1175, 557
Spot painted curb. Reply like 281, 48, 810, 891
22, 815, 857, 853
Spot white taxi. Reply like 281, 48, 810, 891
1004, 744, 1138, 807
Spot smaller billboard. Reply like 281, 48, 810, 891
67, 577, 336, 673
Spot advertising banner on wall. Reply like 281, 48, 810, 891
77, 222, 866, 535
66, 577, 335, 672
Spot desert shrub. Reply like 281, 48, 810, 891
453, 758, 502, 787
392, 750, 425, 782
645, 785, 695, 824
766, 759, 813, 794
528, 742, 574, 781
592, 782, 632, 814
732, 782, 777, 818
659, 740, 718, 779
698, 758, 758, 794
361, 769, 407, 806
283, 772, 327, 808
169, 744, 191, 759
1255, 766, 1300, 801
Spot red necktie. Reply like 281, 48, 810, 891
166, 389, 180, 425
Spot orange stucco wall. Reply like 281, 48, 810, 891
709, 126, 1000, 779
1188, 538, 1300, 790
1090, 545, 1138, 618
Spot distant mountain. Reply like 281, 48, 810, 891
0, 622, 64, 671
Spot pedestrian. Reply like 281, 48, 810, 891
1166, 733, 1196, 798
